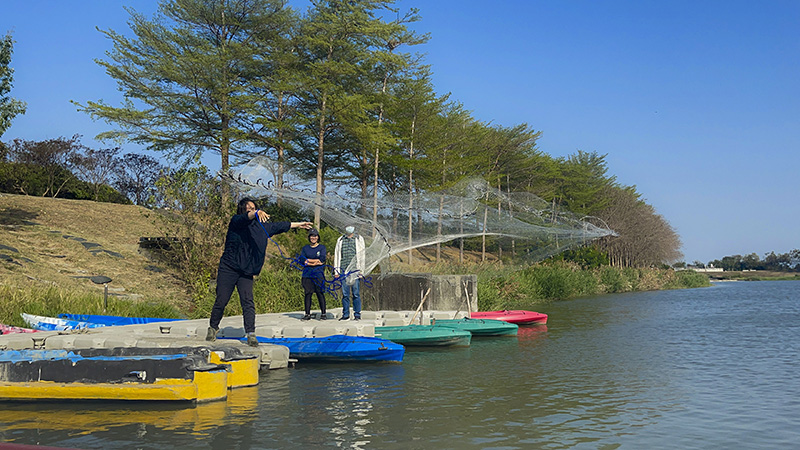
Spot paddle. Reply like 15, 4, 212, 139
410, 288, 432, 325
454, 282, 472, 319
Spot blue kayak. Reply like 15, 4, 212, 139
58, 313, 181, 326
22, 313, 106, 331
221, 335, 405, 363
53, 313, 404, 363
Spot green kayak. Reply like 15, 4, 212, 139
432, 318, 518, 336
375, 325, 472, 347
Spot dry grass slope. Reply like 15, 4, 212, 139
0, 193, 189, 306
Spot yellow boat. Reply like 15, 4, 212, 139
0, 349, 231, 402
0, 368, 228, 402
0, 386, 259, 433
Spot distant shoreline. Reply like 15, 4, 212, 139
706, 270, 800, 282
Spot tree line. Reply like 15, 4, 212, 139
689, 251, 800, 272
1, 0, 683, 268
0, 135, 164, 206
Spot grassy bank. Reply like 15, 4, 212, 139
708, 270, 800, 282
0, 284, 185, 328
471, 262, 710, 311
1, 261, 710, 327
1, 194, 711, 326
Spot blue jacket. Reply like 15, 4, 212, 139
219, 214, 290, 276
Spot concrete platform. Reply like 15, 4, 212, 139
0, 309, 471, 369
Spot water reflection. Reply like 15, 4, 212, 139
517, 324, 548, 340
258, 363, 406, 448
0, 386, 260, 435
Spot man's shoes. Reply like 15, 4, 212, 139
247, 333, 258, 347
339, 316, 349, 321
354, 316, 361, 321
205, 327, 218, 342
301, 314, 312, 321
320, 314, 328, 320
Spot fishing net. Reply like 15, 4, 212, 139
224, 156, 615, 283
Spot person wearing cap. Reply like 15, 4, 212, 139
207, 197, 313, 346
300, 228, 327, 320
334, 225, 365, 320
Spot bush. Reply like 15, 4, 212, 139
0, 161, 130, 203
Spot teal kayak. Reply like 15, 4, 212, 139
432, 318, 518, 336
375, 325, 472, 347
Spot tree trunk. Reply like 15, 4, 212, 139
315, 96, 327, 229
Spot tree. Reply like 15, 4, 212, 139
239, 4, 301, 191
294, 0, 416, 227
7, 135, 83, 197
115, 152, 165, 206
595, 185, 682, 267
77, 0, 290, 203
71, 146, 121, 201
0, 32, 27, 138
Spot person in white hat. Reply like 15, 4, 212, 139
334, 225, 365, 320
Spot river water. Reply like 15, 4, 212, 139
2, 280, 799, 449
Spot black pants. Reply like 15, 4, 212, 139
210, 266, 256, 333
302, 276, 326, 315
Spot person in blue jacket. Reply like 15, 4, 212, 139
207, 197, 312, 346
300, 228, 327, 320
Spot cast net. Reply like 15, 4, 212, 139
224, 156, 615, 282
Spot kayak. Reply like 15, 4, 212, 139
220, 335, 405, 363
432, 318, 518, 336
58, 313, 181, 326
470, 310, 548, 325
375, 325, 472, 347
0, 323, 39, 334
21, 313, 106, 331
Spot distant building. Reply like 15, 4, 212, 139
688, 263, 723, 273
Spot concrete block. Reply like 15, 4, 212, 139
369, 273, 478, 311
259, 343, 290, 370
71, 335, 112, 348
0, 335, 38, 350
254, 325, 283, 338
282, 326, 312, 338
313, 325, 347, 337
219, 326, 245, 338
382, 317, 407, 326
167, 324, 202, 337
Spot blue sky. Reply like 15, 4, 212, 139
2, 0, 799, 264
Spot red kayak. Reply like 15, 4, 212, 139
470, 310, 548, 325
0, 323, 40, 335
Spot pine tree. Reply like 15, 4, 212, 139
0, 32, 27, 138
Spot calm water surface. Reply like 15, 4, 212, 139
2, 281, 799, 449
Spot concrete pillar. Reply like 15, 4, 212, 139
364, 273, 477, 312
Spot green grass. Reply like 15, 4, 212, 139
0, 284, 184, 328
2, 261, 713, 327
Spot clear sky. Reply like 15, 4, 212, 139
2, 0, 799, 264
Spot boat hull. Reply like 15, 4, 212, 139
57, 313, 180, 326
432, 318, 518, 336
0, 323, 39, 334
375, 325, 472, 347
470, 310, 548, 325
21, 313, 106, 331
0, 349, 229, 402
223, 335, 404, 362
